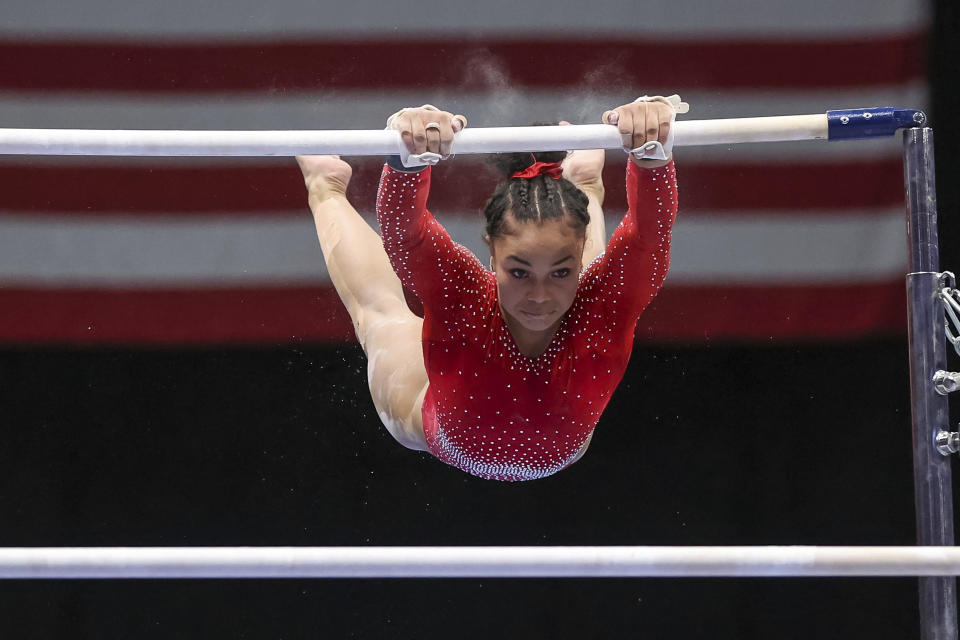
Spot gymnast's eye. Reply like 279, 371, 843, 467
553, 268, 572, 279
509, 269, 528, 279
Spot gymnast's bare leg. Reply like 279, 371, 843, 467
559, 122, 607, 266
297, 155, 429, 451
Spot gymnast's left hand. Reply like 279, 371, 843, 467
601, 97, 680, 168
385, 105, 468, 158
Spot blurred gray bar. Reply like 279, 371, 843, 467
904, 126, 958, 640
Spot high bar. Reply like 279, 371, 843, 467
2, 546, 959, 579
0, 108, 924, 157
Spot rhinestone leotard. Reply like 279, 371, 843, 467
376, 161, 678, 481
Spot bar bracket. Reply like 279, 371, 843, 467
939, 272, 960, 357
828, 107, 926, 140
936, 430, 960, 456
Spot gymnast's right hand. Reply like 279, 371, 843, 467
296, 155, 352, 202
385, 105, 468, 157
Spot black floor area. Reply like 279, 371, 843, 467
0, 339, 946, 638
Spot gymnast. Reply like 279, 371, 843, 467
296, 96, 682, 481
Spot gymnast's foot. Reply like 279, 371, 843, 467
558, 121, 605, 201
296, 155, 353, 202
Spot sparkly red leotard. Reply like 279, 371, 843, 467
376, 160, 678, 481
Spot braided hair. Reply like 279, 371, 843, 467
483, 150, 590, 240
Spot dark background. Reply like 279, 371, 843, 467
1, 5, 958, 639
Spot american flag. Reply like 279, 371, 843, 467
0, 0, 928, 345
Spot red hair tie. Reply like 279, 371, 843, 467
511, 160, 564, 180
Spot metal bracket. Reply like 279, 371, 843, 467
934, 370, 960, 395
934, 273, 960, 453
936, 429, 960, 456
938, 272, 960, 357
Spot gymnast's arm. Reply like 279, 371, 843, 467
582, 160, 678, 323
616, 158, 679, 316
376, 159, 487, 310
588, 99, 680, 320
375, 105, 486, 309
565, 96, 677, 270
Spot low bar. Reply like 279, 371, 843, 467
4, 546, 960, 579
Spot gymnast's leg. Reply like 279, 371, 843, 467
297, 155, 429, 452
559, 127, 607, 266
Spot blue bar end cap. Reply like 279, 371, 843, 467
827, 107, 926, 140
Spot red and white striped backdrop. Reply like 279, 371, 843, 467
0, 0, 929, 344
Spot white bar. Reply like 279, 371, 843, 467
0, 115, 829, 156
677, 114, 827, 145
2, 546, 960, 579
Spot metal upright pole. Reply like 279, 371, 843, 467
904, 126, 958, 640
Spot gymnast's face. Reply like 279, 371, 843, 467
489, 212, 585, 333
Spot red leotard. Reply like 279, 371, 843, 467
376, 160, 678, 481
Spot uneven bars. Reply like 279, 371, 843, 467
0, 108, 924, 157
2, 546, 960, 579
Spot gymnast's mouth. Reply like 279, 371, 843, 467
520, 310, 552, 319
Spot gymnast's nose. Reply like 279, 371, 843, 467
528, 281, 549, 303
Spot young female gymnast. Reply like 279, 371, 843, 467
297, 97, 681, 481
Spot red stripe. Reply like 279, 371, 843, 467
638, 281, 906, 341
0, 34, 925, 93
0, 281, 904, 345
0, 287, 355, 345
0, 158, 904, 215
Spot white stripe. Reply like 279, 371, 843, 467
0, 85, 926, 161
0, 210, 906, 287
0, 87, 926, 128
669, 210, 907, 284
0, 0, 927, 38
0, 215, 328, 287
